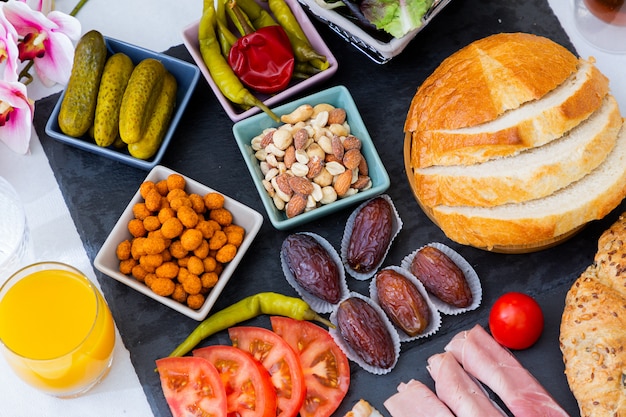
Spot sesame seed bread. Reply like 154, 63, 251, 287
560, 214, 626, 416
412, 95, 622, 208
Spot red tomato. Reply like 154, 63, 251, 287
193, 345, 277, 417
488, 292, 544, 350
156, 356, 227, 417
229, 326, 306, 417
271, 316, 350, 417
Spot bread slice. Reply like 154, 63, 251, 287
412, 95, 622, 207
428, 122, 626, 249
560, 215, 626, 416
409, 58, 609, 168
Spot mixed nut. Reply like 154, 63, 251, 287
250, 103, 372, 218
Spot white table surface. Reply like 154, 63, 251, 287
0, 0, 623, 416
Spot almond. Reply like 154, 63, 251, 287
306, 156, 324, 179
334, 170, 352, 197
260, 130, 274, 148
331, 135, 344, 160
328, 108, 347, 125
343, 149, 362, 170
288, 176, 314, 195
293, 128, 308, 150
343, 135, 362, 151
286, 193, 307, 218
275, 173, 293, 196
358, 155, 369, 176
352, 175, 371, 190
284, 145, 296, 168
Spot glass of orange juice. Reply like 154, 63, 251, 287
0, 262, 116, 398
573, 0, 626, 53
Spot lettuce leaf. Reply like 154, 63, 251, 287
360, 0, 434, 39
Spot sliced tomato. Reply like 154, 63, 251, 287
229, 326, 306, 417
271, 316, 351, 417
193, 345, 277, 417
156, 356, 227, 417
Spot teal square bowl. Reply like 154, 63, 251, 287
232, 85, 390, 230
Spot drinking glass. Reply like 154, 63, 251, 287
0, 262, 116, 398
573, 0, 626, 53
0, 176, 30, 285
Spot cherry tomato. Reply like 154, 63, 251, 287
229, 326, 306, 417
271, 316, 350, 417
156, 356, 227, 417
193, 345, 277, 417
488, 292, 544, 350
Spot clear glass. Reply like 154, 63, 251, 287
573, 0, 626, 53
0, 262, 116, 398
0, 177, 31, 285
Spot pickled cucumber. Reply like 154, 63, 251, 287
119, 58, 166, 144
128, 72, 178, 160
57, 30, 107, 137
93, 53, 134, 147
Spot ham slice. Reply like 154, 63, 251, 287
445, 324, 569, 417
427, 352, 506, 417
383, 379, 454, 417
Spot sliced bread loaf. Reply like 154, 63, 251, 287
412, 95, 622, 207
428, 121, 626, 249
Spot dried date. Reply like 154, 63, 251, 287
376, 269, 430, 337
336, 296, 396, 369
410, 246, 473, 308
346, 197, 393, 273
282, 234, 342, 304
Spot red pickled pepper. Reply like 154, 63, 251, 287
227, 0, 295, 94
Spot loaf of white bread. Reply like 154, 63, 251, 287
560, 213, 626, 416
405, 32, 626, 250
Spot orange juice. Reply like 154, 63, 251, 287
0, 263, 115, 397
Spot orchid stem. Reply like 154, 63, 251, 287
70, 0, 89, 16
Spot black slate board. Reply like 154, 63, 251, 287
33, 0, 605, 415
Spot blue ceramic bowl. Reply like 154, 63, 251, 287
233, 85, 390, 230
45, 36, 200, 170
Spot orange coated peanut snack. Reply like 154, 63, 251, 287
116, 173, 246, 309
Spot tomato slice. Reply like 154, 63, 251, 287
270, 316, 351, 417
229, 326, 306, 417
156, 356, 227, 417
193, 345, 277, 417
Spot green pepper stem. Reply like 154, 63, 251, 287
228, 0, 256, 36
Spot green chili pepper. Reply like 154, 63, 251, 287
267, 0, 329, 69
235, 0, 278, 29
216, 19, 238, 57
168, 292, 334, 358
198, 4, 279, 122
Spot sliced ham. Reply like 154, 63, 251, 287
383, 379, 455, 417
427, 352, 507, 417
445, 324, 569, 417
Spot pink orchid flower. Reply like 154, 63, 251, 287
3, 1, 80, 87
0, 8, 20, 82
0, 79, 34, 154
18, 0, 54, 15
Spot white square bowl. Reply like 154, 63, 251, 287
182, 0, 338, 122
94, 165, 264, 321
